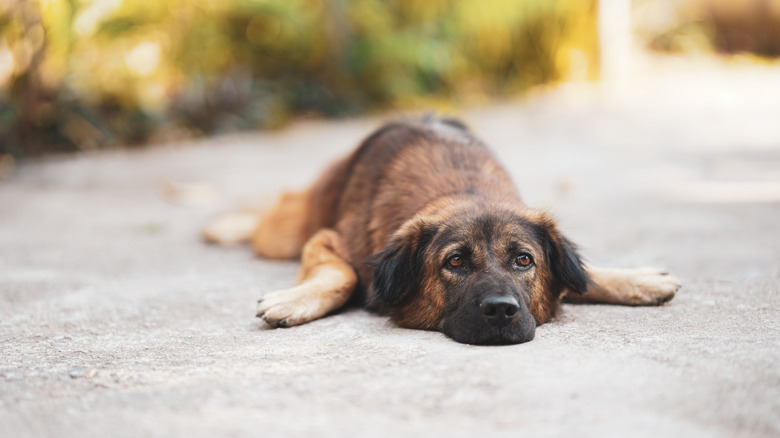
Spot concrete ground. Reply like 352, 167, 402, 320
1, 58, 779, 437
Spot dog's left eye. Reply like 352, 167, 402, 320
448, 255, 464, 268
515, 253, 533, 268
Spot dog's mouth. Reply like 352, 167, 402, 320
442, 313, 537, 345
440, 291, 538, 345
466, 329, 535, 345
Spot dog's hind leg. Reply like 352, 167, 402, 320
250, 189, 314, 260
563, 266, 680, 306
256, 229, 357, 328
202, 211, 261, 245
202, 188, 313, 259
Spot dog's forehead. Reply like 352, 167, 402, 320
434, 209, 542, 251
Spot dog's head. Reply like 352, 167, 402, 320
370, 204, 590, 345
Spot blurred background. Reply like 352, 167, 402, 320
0, 0, 778, 158
2, 5, 779, 435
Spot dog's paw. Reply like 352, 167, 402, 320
255, 286, 322, 328
615, 267, 680, 305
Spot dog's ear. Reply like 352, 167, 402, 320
369, 220, 437, 306
534, 214, 590, 295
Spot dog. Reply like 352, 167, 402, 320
204, 116, 679, 344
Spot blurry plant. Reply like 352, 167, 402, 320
0, 0, 598, 156
639, 0, 780, 57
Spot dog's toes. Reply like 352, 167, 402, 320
255, 286, 323, 328
261, 315, 282, 328
258, 309, 285, 328
638, 273, 679, 305
262, 314, 293, 329
256, 298, 288, 328
608, 268, 680, 306
258, 301, 288, 327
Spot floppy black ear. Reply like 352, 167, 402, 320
535, 217, 591, 295
369, 223, 437, 306
549, 235, 590, 295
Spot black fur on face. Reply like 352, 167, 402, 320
369, 221, 438, 307
530, 215, 591, 297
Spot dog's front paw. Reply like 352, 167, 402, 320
617, 267, 680, 305
255, 286, 321, 328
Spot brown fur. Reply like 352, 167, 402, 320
205, 117, 679, 344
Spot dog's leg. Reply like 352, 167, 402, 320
256, 229, 357, 328
251, 189, 313, 260
564, 266, 680, 305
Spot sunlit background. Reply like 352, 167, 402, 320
1, 4, 779, 435
0, 0, 777, 157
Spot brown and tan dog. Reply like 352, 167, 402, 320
204, 116, 679, 344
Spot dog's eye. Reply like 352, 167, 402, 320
515, 253, 533, 268
448, 255, 464, 268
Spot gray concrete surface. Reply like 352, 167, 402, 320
1, 58, 779, 437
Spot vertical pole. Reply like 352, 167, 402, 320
598, 0, 632, 86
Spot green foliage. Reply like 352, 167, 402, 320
0, 0, 598, 156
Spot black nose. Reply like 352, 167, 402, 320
479, 296, 520, 327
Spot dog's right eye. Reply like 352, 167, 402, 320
514, 253, 534, 269
448, 255, 464, 268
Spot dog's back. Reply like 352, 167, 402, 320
308, 118, 520, 281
